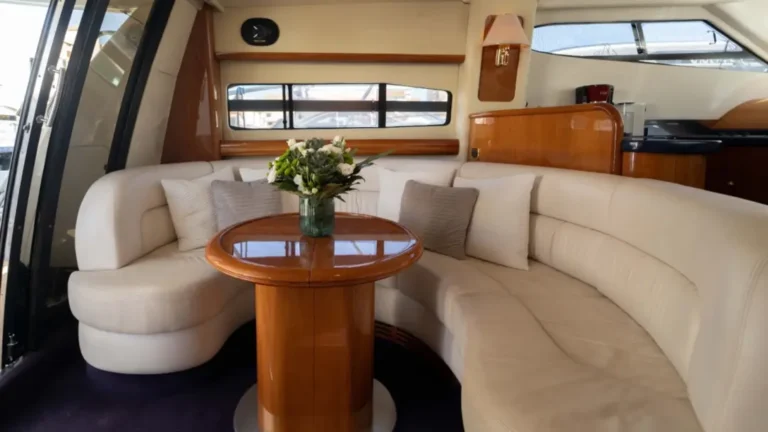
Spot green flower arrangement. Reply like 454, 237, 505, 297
267, 136, 389, 202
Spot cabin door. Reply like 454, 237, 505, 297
0, 0, 170, 369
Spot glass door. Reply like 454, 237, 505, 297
0, 0, 169, 368
0, 0, 81, 368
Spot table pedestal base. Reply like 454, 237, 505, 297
233, 380, 396, 432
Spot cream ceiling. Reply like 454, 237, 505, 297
538, 0, 743, 8
217, 0, 463, 7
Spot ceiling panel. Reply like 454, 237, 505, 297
218, 0, 463, 7
538, 0, 744, 9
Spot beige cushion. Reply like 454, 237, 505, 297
239, 167, 268, 182
454, 175, 535, 270
398, 180, 478, 259
69, 243, 251, 334
161, 168, 234, 251
211, 180, 282, 230
376, 166, 456, 221
397, 251, 701, 432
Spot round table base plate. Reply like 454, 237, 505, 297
233, 380, 396, 432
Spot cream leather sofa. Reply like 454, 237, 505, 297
69, 159, 768, 432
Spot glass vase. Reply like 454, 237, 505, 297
299, 196, 335, 237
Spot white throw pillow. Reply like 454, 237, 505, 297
240, 167, 298, 212
453, 175, 536, 270
161, 168, 235, 251
239, 168, 269, 182
376, 167, 456, 221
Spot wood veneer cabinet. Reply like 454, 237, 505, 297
706, 146, 768, 205
622, 152, 707, 189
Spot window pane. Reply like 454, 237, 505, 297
642, 58, 768, 73
230, 111, 286, 129
292, 84, 378, 129
532, 23, 637, 56
642, 21, 742, 54
228, 84, 285, 129
386, 112, 447, 127
293, 112, 377, 129
385, 85, 449, 127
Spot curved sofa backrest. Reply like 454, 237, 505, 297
75, 162, 213, 271
458, 162, 768, 432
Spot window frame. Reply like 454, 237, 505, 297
227, 82, 453, 130
532, 19, 768, 72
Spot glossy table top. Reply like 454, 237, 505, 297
205, 213, 423, 287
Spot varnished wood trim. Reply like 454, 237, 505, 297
216, 52, 465, 64
706, 98, 768, 130
469, 104, 624, 175
470, 103, 623, 121
221, 139, 459, 157
162, 5, 221, 163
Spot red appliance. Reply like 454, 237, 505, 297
576, 84, 614, 104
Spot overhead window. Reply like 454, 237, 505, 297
227, 83, 451, 130
532, 20, 768, 73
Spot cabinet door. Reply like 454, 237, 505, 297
706, 146, 768, 205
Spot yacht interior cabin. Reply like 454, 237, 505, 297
0, 0, 767, 431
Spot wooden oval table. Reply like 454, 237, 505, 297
206, 213, 423, 432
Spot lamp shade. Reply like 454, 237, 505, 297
483, 14, 529, 47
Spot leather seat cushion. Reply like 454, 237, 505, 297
69, 243, 251, 334
398, 251, 701, 431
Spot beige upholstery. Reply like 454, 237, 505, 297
69, 160, 768, 432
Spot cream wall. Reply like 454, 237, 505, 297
214, 2, 468, 55
126, 0, 201, 167
215, 2, 469, 150
455, 0, 538, 157
528, 6, 768, 120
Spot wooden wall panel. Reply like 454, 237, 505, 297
622, 153, 706, 189
706, 99, 768, 130
162, 5, 222, 163
477, 15, 522, 102
220, 139, 459, 157
468, 104, 624, 174
216, 52, 465, 64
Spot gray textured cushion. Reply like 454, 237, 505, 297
211, 180, 282, 230
398, 180, 479, 260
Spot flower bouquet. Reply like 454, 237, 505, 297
267, 136, 389, 236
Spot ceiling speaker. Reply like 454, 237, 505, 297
241, 18, 280, 46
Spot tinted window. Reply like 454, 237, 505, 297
533, 20, 768, 73
228, 83, 451, 130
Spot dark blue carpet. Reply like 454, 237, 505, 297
0, 322, 462, 431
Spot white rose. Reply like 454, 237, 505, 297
267, 167, 277, 184
299, 185, 311, 195
333, 136, 343, 143
307, 148, 315, 153
287, 139, 296, 148
322, 143, 342, 154
293, 175, 303, 186
311, 187, 318, 194
337, 163, 355, 176
299, 148, 308, 156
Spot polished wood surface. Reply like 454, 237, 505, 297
221, 139, 459, 157
216, 52, 465, 64
256, 282, 375, 431
468, 104, 624, 174
478, 15, 522, 102
162, 5, 222, 163
706, 146, 768, 205
206, 214, 421, 431
622, 152, 706, 188
706, 99, 768, 130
